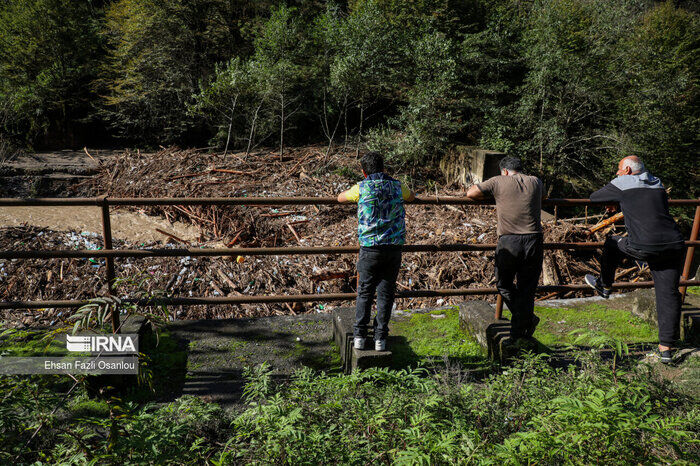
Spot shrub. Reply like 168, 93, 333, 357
218, 354, 699, 464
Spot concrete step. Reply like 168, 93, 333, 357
332, 307, 392, 373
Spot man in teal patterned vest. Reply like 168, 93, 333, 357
338, 152, 414, 351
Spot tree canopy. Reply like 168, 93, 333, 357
0, 0, 697, 197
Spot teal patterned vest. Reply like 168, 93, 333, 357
357, 173, 406, 247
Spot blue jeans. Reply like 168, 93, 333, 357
354, 246, 402, 340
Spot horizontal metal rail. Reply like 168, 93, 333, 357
1, 196, 698, 319
1, 280, 698, 310
2, 240, 700, 260
0, 196, 698, 207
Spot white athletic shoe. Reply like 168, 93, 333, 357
375, 340, 386, 351
353, 337, 366, 350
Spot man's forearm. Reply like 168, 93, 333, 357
466, 185, 485, 200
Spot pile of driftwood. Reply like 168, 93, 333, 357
1, 146, 651, 327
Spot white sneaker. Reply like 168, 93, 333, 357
374, 340, 386, 351
353, 337, 366, 350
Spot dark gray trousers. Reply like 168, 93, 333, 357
599, 235, 684, 347
495, 233, 543, 338
354, 246, 402, 340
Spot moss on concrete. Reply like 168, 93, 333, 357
391, 307, 487, 368
501, 303, 658, 347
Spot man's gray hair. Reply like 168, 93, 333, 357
622, 157, 645, 174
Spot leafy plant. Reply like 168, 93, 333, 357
569, 328, 629, 379
70, 296, 122, 334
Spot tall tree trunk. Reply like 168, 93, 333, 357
246, 101, 263, 157
324, 93, 346, 159
280, 91, 285, 161
539, 86, 546, 170
223, 95, 238, 159
356, 104, 364, 157
344, 105, 348, 149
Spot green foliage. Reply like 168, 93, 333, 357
479, 0, 699, 198
0, 0, 104, 145
367, 31, 466, 170
43, 395, 227, 464
615, 2, 700, 198
0, 0, 697, 198
249, 5, 311, 155
242, 361, 274, 402
99, 0, 256, 145
189, 57, 256, 153
3, 350, 699, 464
71, 296, 121, 334
0, 375, 74, 461
570, 328, 630, 358
220, 354, 699, 464
494, 386, 692, 464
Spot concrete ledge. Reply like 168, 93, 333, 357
352, 347, 392, 371
458, 300, 538, 362
681, 308, 700, 345
119, 314, 152, 337
332, 307, 392, 373
627, 289, 657, 324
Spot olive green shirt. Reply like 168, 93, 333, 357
477, 174, 543, 236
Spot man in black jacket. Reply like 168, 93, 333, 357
585, 156, 685, 363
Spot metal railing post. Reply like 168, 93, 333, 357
680, 202, 700, 303
495, 295, 503, 320
99, 195, 119, 332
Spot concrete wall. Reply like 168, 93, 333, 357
439, 146, 506, 186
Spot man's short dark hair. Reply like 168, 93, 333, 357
360, 152, 384, 175
499, 156, 522, 172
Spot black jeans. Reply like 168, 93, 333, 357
495, 233, 543, 338
599, 235, 684, 347
354, 246, 402, 340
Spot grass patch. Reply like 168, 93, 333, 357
391, 307, 486, 367
687, 286, 700, 295
0, 328, 73, 356
67, 396, 110, 418
502, 303, 658, 347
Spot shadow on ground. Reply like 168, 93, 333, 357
164, 314, 340, 409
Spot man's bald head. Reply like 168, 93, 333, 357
617, 156, 645, 176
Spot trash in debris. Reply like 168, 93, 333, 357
1, 146, 651, 328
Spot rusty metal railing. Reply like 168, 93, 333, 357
1, 196, 698, 332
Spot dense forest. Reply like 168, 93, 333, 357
0, 0, 698, 197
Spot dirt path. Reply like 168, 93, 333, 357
0, 206, 200, 244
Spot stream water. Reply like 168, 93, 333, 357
0, 206, 200, 244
